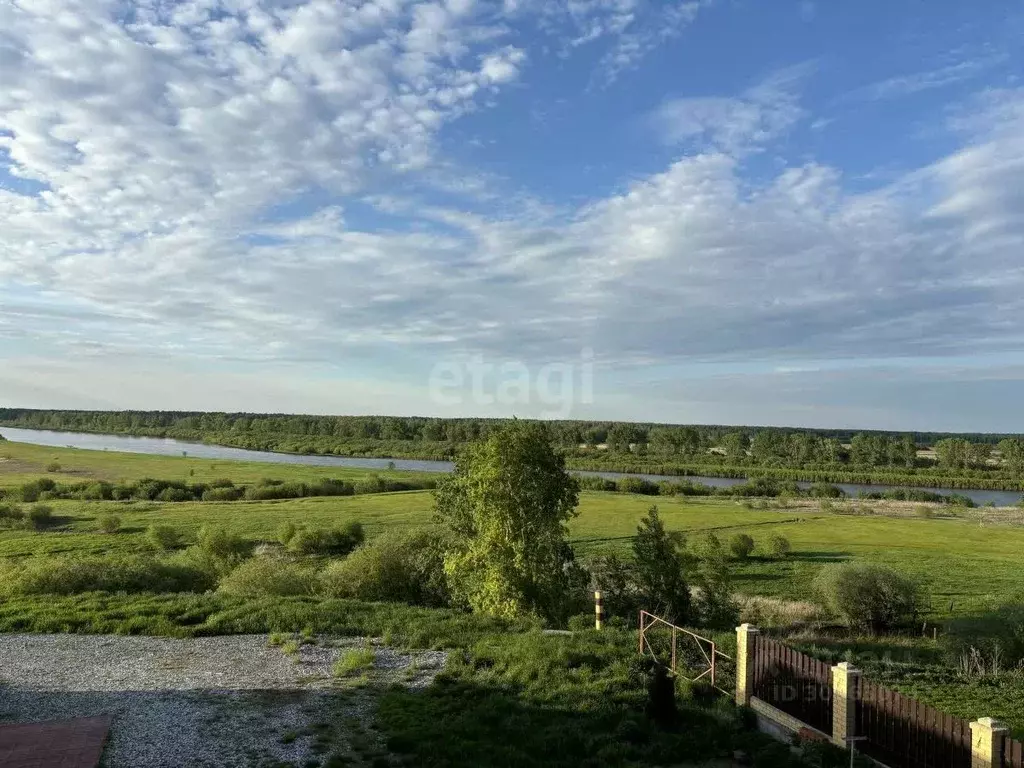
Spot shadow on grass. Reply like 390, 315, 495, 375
376, 673, 745, 768
789, 550, 851, 563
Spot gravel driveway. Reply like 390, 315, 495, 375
0, 634, 447, 767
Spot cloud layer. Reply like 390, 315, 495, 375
1, 1, 1023, 425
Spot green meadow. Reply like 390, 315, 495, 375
2, 439, 1022, 618
4, 438, 1024, 746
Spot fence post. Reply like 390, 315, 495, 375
831, 662, 861, 748
594, 591, 603, 630
735, 623, 759, 706
970, 718, 1008, 768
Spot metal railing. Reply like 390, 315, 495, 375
638, 610, 733, 695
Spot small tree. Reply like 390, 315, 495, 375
632, 506, 690, 624
27, 504, 53, 530
729, 533, 755, 560
814, 562, 921, 633
97, 514, 121, 534
146, 524, 181, 551
690, 532, 737, 628
767, 534, 791, 558
197, 526, 252, 562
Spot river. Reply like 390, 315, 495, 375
1, 426, 1020, 507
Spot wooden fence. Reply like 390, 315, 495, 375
854, 677, 972, 768
1004, 736, 1024, 768
751, 635, 833, 735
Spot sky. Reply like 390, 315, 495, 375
1, 0, 1023, 432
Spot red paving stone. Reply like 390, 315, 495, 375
0, 716, 111, 768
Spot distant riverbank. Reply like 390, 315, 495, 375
2, 426, 1022, 507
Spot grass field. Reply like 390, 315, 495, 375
4, 439, 1024, 745
2, 481, 1022, 618
0, 439, 436, 487
2, 438, 1022, 617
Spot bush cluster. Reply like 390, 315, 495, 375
0, 554, 216, 596
576, 474, 978, 506
12, 474, 437, 504
320, 528, 451, 607
1, 503, 55, 531
813, 562, 921, 633
285, 521, 364, 556
217, 556, 318, 597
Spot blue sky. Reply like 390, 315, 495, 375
1, 0, 1023, 431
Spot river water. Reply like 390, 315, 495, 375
1, 426, 1020, 507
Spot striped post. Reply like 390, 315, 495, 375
594, 591, 603, 630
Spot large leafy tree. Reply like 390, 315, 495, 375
434, 420, 580, 621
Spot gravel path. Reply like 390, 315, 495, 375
0, 634, 447, 767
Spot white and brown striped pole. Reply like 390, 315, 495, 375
594, 591, 604, 630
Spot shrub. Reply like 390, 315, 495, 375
201, 486, 245, 502
111, 484, 134, 501
578, 475, 617, 492
157, 486, 193, 502
947, 494, 975, 508
353, 475, 387, 495
618, 476, 660, 495
766, 534, 791, 558
217, 557, 318, 598
813, 562, 921, 633
914, 505, 934, 518
319, 528, 450, 607
80, 482, 114, 501
729, 533, 755, 560
20, 479, 55, 503
278, 521, 298, 546
46, 462, 62, 472
806, 483, 843, 498
146, 524, 181, 551
287, 521, 364, 557
209, 478, 236, 489
96, 514, 122, 534
306, 478, 354, 497
0, 503, 24, 527
197, 526, 253, 564
27, 504, 53, 530
243, 482, 305, 501
0, 554, 216, 596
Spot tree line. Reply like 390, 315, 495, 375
2, 408, 1023, 474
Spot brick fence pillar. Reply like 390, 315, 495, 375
971, 718, 1008, 768
831, 662, 861, 747
735, 623, 760, 706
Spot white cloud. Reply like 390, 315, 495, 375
844, 56, 1007, 102
517, 0, 711, 83
650, 65, 810, 153
595, 0, 709, 83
